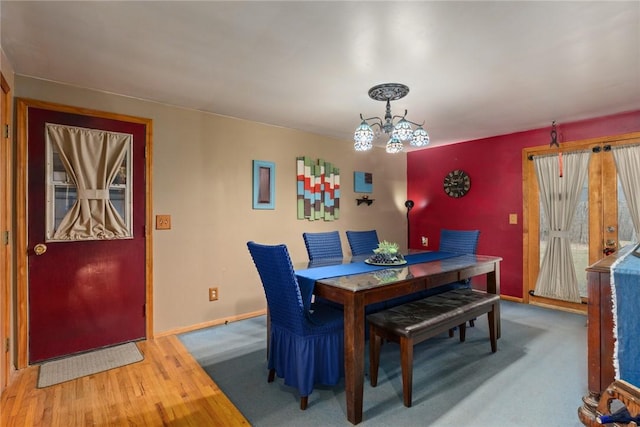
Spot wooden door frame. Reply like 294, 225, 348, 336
522, 131, 640, 313
1, 74, 12, 391
15, 98, 154, 368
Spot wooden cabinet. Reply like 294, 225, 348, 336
578, 253, 618, 424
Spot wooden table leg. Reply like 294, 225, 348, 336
487, 263, 501, 339
344, 294, 365, 425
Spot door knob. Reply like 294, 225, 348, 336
34, 243, 47, 256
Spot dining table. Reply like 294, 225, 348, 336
294, 251, 502, 425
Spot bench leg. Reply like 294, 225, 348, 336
459, 323, 466, 342
488, 306, 497, 353
369, 324, 381, 387
400, 337, 414, 407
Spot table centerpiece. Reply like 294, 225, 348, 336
364, 240, 407, 266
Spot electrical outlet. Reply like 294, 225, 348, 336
209, 287, 218, 301
421, 236, 428, 247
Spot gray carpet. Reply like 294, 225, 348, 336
37, 342, 143, 388
179, 301, 587, 426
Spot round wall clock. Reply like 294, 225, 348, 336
443, 169, 471, 198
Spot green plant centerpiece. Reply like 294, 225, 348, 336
366, 240, 406, 265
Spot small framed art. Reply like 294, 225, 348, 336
253, 160, 275, 209
354, 171, 373, 193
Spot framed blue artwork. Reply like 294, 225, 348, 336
354, 171, 373, 193
253, 160, 275, 209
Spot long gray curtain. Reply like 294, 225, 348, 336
533, 150, 591, 303
611, 144, 640, 238
47, 123, 131, 240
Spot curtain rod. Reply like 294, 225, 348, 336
527, 142, 640, 160
527, 147, 595, 161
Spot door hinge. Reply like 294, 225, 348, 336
5, 338, 9, 352
3, 124, 8, 139
3, 230, 8, 246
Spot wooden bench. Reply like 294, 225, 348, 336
367, 288, 500, 407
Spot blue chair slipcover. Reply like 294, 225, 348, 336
302, 231, 343, 261
384, 229, 481, 310
247, 241, 344, 409
439, 228, 480, 289
439, 229, 480, 255
438, 229, 481, 328
346, 230, 380, 256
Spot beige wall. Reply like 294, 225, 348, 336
14, 76, 408, 334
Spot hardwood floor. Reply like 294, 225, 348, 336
0, 335, 250, 426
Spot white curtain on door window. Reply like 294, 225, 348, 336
533, 150, 591, 303
612, 144, 640, 237
46, 123, 131, 240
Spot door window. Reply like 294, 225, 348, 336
618, 175, 637, 249
45, 124, 133, 242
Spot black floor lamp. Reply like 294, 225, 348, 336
405, 200, 414, 249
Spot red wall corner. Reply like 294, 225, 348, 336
407, 110, 640, 298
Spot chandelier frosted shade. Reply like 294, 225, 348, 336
410, 127, 430, 147
392, 119, 413, 142
385, 135, 404, 154
354, 121, 374, 151
354, 83, 429, 153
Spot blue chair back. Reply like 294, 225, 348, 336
439, 229, 480, 254
302, 231, 343, 260
346, 230, 379, 256
247, 241, 308, 335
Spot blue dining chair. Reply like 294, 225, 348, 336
439, 228, 481, 328
439, 229, 480, 255
384, 229, 482, 318
302, 231, 343, 261
247, 241, 344, 410
346, 230, 379, 256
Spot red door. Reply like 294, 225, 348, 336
27, 106, 147, 363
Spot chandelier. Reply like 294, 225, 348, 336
354, 83, 429, 153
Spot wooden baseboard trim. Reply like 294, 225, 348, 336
529, 300, 586, 315
500, 295, 523, 303
155, 309, 267, 337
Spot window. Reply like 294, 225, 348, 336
45, 124, 133, 241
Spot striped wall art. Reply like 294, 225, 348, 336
296, 156, 340, 221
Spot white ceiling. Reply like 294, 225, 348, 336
2, 1, 639, 149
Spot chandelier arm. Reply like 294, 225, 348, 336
402, 119, 426, 127
361, 116, 384, 126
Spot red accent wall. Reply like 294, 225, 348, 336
407, 110, 640, 299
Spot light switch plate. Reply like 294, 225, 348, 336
509, 213, 518, 225
156, 214, 171, 230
